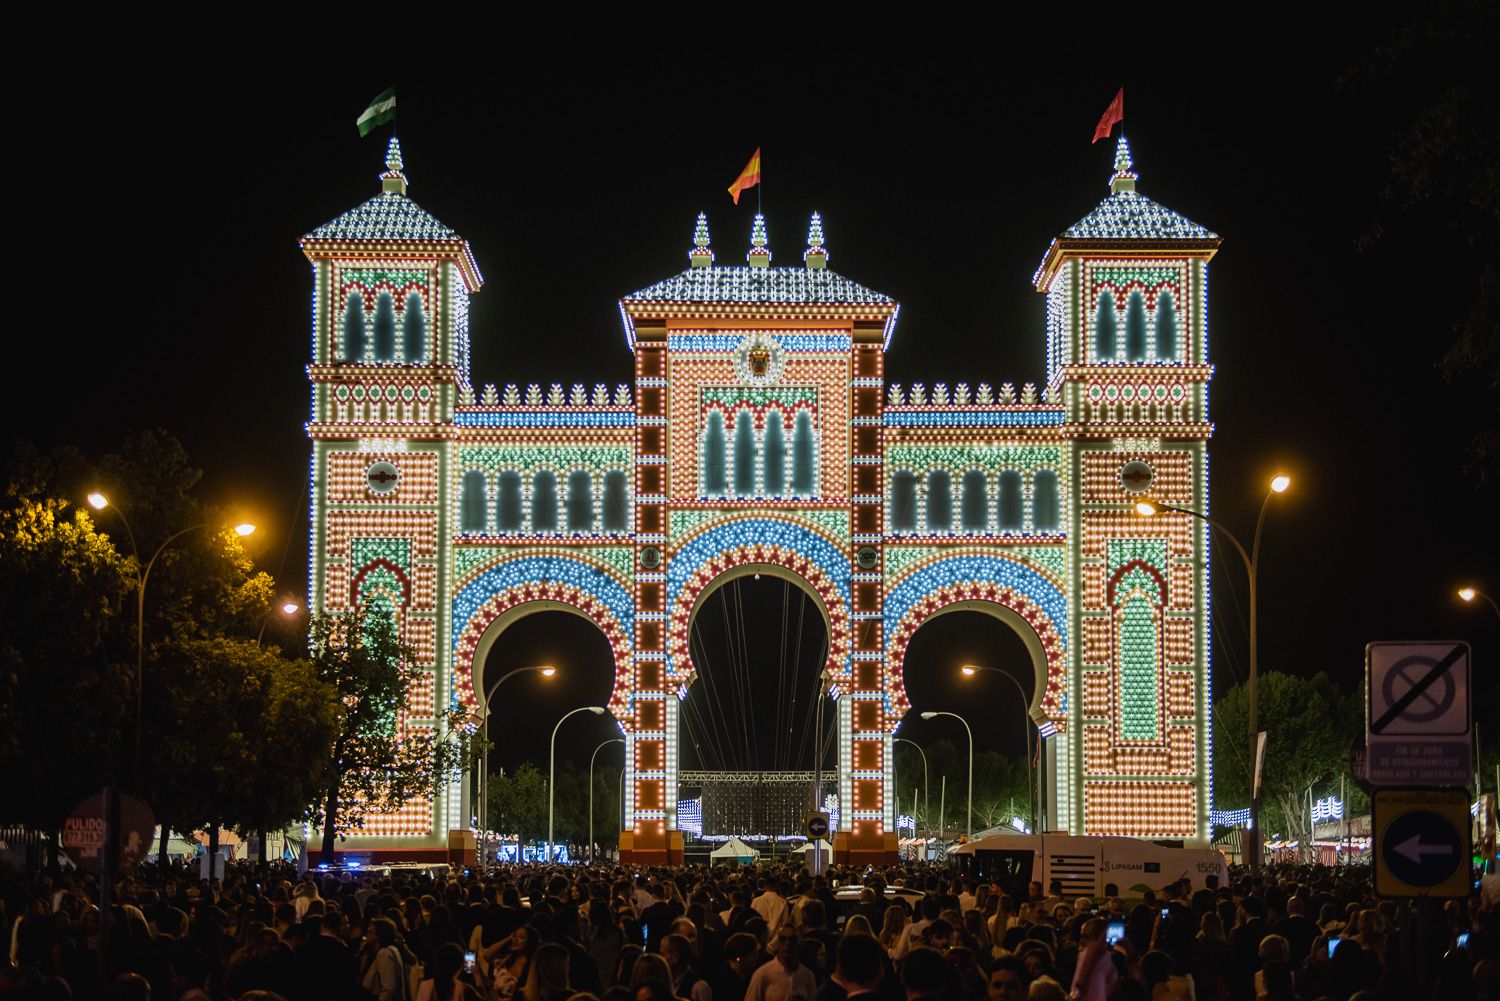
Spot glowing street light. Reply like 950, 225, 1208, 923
549, 706, 608, 861
921, 710, 975, 840
960, 664, 1035, 832
1457, 587, 1500, 621
480, 666, 556, 845
235, 523, 257, 537
87, 492, 109, 510
282, 602, 300, 615
258, 598, 302, 647
1135, 473, 1292, 872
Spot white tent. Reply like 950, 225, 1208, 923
709, 837, 759, 865
793, 839, 832, 872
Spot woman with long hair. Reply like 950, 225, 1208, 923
522, 942, 574, 1001
877, 907, 908, 958
417, 942, 482, 1001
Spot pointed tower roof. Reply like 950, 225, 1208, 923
302, 139, 483, 290
1033, 136, 1219, 290
747, 213, 771, 266
803, 212, 827, 269
689, 212, 713, 267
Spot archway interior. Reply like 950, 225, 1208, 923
478, 609, 620, 778
681, 573, 831, 773
896, 608, 1039, 833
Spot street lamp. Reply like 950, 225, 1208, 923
1137, 472, 1290, 872
893, 738, 928, 839
256, 600, 300, 648
548, 705, 607, 862
960, 664, 1034, 832
920, 710, 975, 840
1457, 587, 1500, 621
479, 666, 555, 850
589, 738, 624, 864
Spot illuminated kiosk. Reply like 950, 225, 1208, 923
301, 138, 1218, 863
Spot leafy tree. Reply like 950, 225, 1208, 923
0, 496, 133, 832
310, 609, 479, 856
1213, 671, 1360, 845
488, 762, 548, 844
972, 750, 1034, 832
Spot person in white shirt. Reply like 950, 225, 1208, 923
893, 897, 939, 960
751, 879, 790, 937
745, 928, 816, 1001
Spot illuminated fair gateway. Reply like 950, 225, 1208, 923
301, 138, 1219, 863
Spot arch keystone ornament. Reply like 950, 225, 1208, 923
301, 136, 1221, 862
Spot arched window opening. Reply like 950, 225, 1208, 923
703, 411, 727, 496
496, 471, 522, 532
959, 470, 988, 531
997, 470, 1023, 531
372, 291, 397, 362
1124, 290, 1148, 362
1119, 595, 1159, 740
565, 470, 593, 531
403, 291, 426, 363
531, 471, 558, 532
732, 410, 756, 496
1154, 289, 1178, 360
890, 471, 917, 531
926, 470, 953, 532
602, 470, 628, 531
763, 411, 787, 496
792, 411, 816, 496
1032, 469, 1061, 531
1094, 290, 1117, 361
342, 290, 366, 362
460, 470, 487, 533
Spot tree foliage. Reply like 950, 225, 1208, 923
0, 496, 133, 828
1213, 671, 1361, 840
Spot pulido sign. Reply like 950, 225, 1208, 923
61, 793, 156, 873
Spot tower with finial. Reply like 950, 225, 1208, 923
689, 212, 713, 268
747, 213, 770, 267
804, 212, 827, 269
382, 137, 408, 195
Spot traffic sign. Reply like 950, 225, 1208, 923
1373, 788, 1471, 898
1365, 641, 1472, 786
805, 812, 830, 841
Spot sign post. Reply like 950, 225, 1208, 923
805, 812, 830, 875
1372, 788, 1471, 898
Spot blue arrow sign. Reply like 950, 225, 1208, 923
1380, 809, 1463, 888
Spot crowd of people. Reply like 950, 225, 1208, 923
2, 858, 1497, 1000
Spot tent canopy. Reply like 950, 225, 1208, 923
710, 837, 759, 861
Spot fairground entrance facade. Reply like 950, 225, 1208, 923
301, 138, 1219, 863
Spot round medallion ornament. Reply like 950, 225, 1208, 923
856, 546, 879, 571
1119, 460, 1155, 494
732, 332, 785, 387
639, 546, 662, 570
366, 460, 400, 495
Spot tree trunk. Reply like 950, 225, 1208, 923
321, 780, 340, 860
208, 826, 220, 882
157, 825, 170, 867
258, 827, 269, 874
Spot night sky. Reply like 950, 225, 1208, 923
11, 32, 1497, 782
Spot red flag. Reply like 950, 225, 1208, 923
1092, 88, 1124, 144
728, 148, 761, 205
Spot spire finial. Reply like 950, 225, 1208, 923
381, 137, 408, 195
689, 212, 714, 268
747, 213, 771, 267
1109, 135, 1137, 195
804, 212, 827, 270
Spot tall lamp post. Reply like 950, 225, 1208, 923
921, 710, 975, 840
85, 492, 254, 974
1458, 587, 1500, 621
256, 601, 300, 648
893, 738, 929, 838
479, 666, 555, 851
960, 664, 1034, 832
548, 705, 607, 862
589, 738, 624, 864
1136, 472, 1290, 872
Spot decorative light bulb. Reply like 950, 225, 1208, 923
282, 602, 300, 615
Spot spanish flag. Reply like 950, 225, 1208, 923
728, 148, 761, 205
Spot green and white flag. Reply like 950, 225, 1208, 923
357, 87, 396, 137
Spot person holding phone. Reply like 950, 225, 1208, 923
416, 942, 482, 1001
1070, 918, 1118, 1001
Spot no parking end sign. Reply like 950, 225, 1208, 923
1365, 641, 1471, 786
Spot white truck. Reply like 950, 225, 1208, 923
950, 833, 1227, 901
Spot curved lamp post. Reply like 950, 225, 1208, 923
921, 710, 975, 840
589, 738, 624, 864
548, 705, 607, 862
960, 664, 1034, 832
893, 737, 929, 838
256, 600, 300, 648
480, 665, 555, 849
1136, 472, 1290, 872
1458, 587, 1500, 621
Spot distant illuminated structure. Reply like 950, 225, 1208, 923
301, 136, 1219, 862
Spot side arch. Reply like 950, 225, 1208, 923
450, 554, 635, 718
883, 554, 1068, 726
